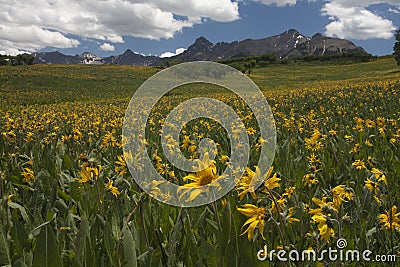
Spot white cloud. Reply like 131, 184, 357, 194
250, 0, 327, 7
253, 0, 297, 7
251, 0, 399, 40
327, 0, 400, 7
0, 24, 80, 55
160, 48, 186, 58
388, 7, 400, 14
154, 0, 240, 22
0, 0, 239, 55
322, 1, 399, 40
0, 43, 29, 56
100, 43, 115, 52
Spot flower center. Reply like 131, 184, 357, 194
199, 175, 213, 186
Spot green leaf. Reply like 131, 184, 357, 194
103, 226, 116, 266
137, 248, 154, 264
84, 236, 95, 267
8, 202, 30, 223
205, 218, 218, 233
220, 200, 232, 261
30, 217, 54, 238
72, 219, 89, 267
0, 225, 11, 267
168, 209, 183, 266
10, 183, 34, 192
69, 181, 82, 203
12, 254, 32, 267
62, 153, 73, 171
32, 224, 62, 267
122, 226, 137, 267
111, 212, 120, 240
57, 188, 70, 202
13, 259, 27, 267
11, 219, 29, 254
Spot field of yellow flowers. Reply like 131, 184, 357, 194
0, 59, 399, 266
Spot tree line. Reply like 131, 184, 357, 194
0, 54, 35, 66
217, 52, 376, 74
394, 29, 400, 66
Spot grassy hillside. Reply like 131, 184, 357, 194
0, 65, 157, 108
249, 57, 400, 91
0, 57, 399, 110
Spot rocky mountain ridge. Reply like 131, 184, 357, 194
31, 29, 367, 65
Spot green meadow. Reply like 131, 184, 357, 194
0, 57, 399, 266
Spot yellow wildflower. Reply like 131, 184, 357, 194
21, 168, 34, 182
115, 155, 127, 176
329, 129, 337, 135
376, 117, 385, 127
102, 131, 118, 148
371, 168, 387, 185
308, 197, 337, 215
303, 174, 318, 187
352, 159, 366, 170
307, 153, 321, 164
236, 167, 258, 200
246, 127, 256, 135
312, 214, 335, 242
220, 155, 229, 164
378, 205, 400, 230
75, 165, 101, 183
181, 135, 191, 150
286, 207, 300, 224
264, 170, 280, 192
105, 178, 120, 197
331, 185, 347, 210
178, 152, 222, 202
237, 204, 267, 240
26, 132, 34, 142
364, 178, 379, 193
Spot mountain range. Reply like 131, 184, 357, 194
31, 29, 367, 66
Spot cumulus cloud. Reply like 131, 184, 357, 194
252, 0, 297, 7
328, 0, 400, 7
251, 0, 399, 40
154, 0, 239, 22
160, 48, 186, 58
0, 24, 80, 55
322, 0, 399, 40
0, 0, 239, 55
388, 7, 400, 14
0, 42, 29, 56
100, 43, 115, 52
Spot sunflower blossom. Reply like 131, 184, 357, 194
115, 155, 127, 176
235, 167, 258, 200
105, 178, 120, 197
378, 205, 400, 230
75, 165, 101, 183
178, 152, 223, 202
371, 168, 387, 185
302, 174, 318, 187
312, 214, 335, 242
237, 204, 267, 240
308, 197, 337, 216
352, 159, 366, 170
21, 168, 34, 182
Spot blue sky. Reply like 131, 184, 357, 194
1, 0, 399, 57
